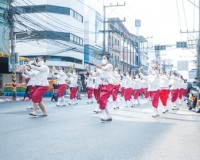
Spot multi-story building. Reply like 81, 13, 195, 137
84, 5, 103, 67
0, 0, 10, 94
108, 18, 144, 75
14, 0, 85, 72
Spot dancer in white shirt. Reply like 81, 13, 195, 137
169, 71, 180, 110
112, 68, 121, 109
145, 65, 160, 117
178, 76, 185, 106
159, 70, 170, 113
120, 74, 126, 100
53, 67, 67, 106
68, 71, 78, 105
86, 55, 113, 121
93, 69, 101, 113
124, 72, 134, 107
22, 64, 39, 109
133, 74, 141, 105
28, 57, 49, 117
85, 74, 94, 104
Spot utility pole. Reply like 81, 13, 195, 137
8, 0, 16, 100
102, 2, 126, 55
198, 0, 200, 81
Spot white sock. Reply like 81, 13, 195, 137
125, 101, 128, 107
130, 99, 134, 106
113, 101, 117, 107
105, 108, 110, 118
101, 109, 106, 119
57, 98, 61, 105
137, 99, 140, 104
29, 100, 33, 107
62, 96, 66, 104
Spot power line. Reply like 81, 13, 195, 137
182, 0, 188, 30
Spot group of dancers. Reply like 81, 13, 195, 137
21, 55, 188, 121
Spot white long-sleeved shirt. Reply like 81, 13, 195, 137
112, 72, 121, 85
30, 65, 49, 86
53, 70, 67, 85
124, 75, 132, 88
120, 76, 126, 88
169, 76, 179, 90
133, 78, 141, 89
68, 73, 78, 87
160, 75, 169, 89
93, 76, 101, 89
85, 75, 94, 88
147, 73, 160, 91
92, 63, 113, 85
22, 69, 40, 86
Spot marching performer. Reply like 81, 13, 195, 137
120, 74, 126, 100
144, 65, 160, 117
159, 70, 170, 113
112, 68, 121, 109
85, 73, 94, 104
124, 72, 134, 107
86, 55, 113, 121
68, 70, 78, 105
178, 76, 185, 106
28, 57, 49, 117
93, 68, 101, 113
169, 71, 180, 110
53, 67, 67, 106
133, 74, 141, 105
22, 63, 39, 109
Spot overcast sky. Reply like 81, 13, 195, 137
85, 0, 198, 73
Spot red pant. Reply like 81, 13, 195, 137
159, 89, 169, 106
140, 88, 144, 95
94, 87, 100, 104
149, 90, 160, 108
178, 88, 185, 99
133, 89, 140, 99
144, 88, 149, 98
99, 84, 113, 110
87, 87, 94, 99
121, 87, 125, 97
124, 88, 133, 101
28, 86, 35, 100
183, 88, 188, 97
32, 86, 49, 103
57, 84, 67, 98
171, 89, 179, 102
112, 85, 120, 101
70, 87, 78, 100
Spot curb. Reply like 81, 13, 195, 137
0, 98, 28, 103
0, 94, 87, 103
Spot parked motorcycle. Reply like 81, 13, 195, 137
187, 83, 200, 113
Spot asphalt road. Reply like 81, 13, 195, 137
0, 96, 200, 160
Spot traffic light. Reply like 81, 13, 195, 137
176, 41, 187, 48
154, 45, 166, 50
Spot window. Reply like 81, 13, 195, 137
17, 5, 83, 23
16, 31, 83, 46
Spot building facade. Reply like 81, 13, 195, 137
0, 0, 10, 94
14, 0, 85, 71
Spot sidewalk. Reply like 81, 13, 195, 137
0, 93, 87, 103
0, 96, 26, 103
